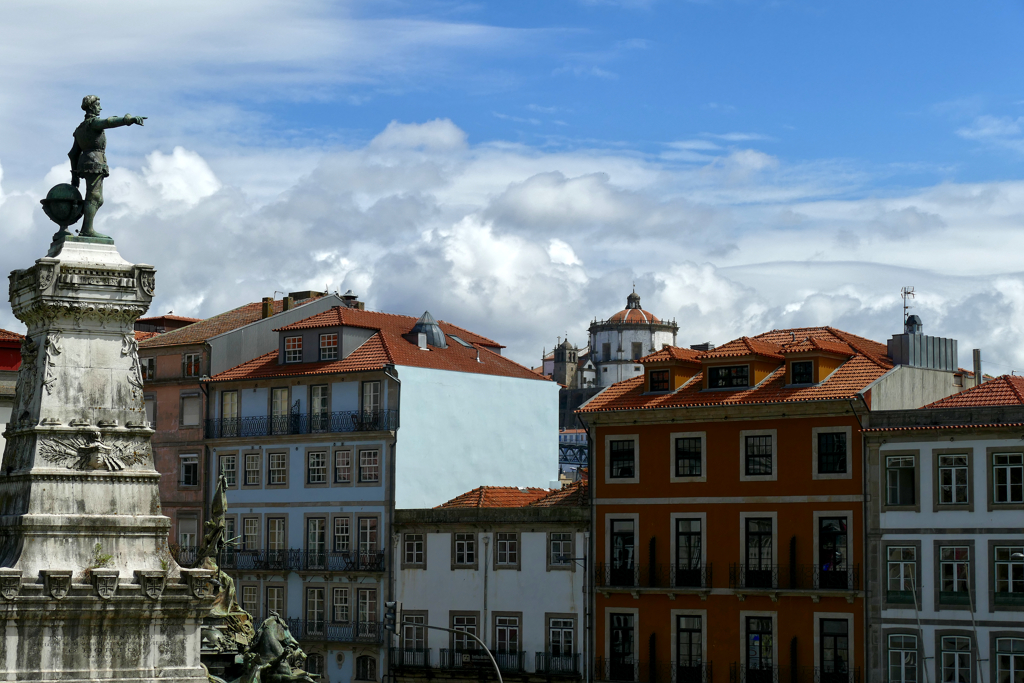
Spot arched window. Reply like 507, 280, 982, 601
306, 654, 324, 676
356, 655, 377, 681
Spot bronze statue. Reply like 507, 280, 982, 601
68, 95, 146, 238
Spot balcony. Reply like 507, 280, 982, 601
205, 409, 399, 439
994, 592, 1024, 606
595, 563, 712, 590
727, 564, 861, 592
938, 590, 972, 606
726, 665, 860, 683
286, 618, 383, 644
390, 648, 432, 669
439, 649, 526, 673
536, 653, 582, 675
168, 545, 385, 573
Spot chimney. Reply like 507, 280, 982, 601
973, 349, 982, 387
282, 296, 294, 312
417, 333, 428, 350
261, 297, 273, 319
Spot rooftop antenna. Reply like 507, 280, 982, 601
901, 286, 915, 325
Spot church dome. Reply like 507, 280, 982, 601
608, 290, 661, 324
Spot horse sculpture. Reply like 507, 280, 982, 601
236, 613, 317, 683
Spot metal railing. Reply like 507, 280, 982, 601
439, 649, 525, 672
727, 665, 861, 683
390, 648, 431, 669
670, 563, 713, 589
286, 618, 383, 644
938, 590, 972, 605
169, 545, 385, 572
206, 409, 399, 439
595, 563, 713, 590
810, 668, 860, 683
728, 664, 786, 683
728, 564, 861, 591
885, 589, 916, 604
673, 662, 713, 683
536, 652, 582, 675
994, 592, 1024, 606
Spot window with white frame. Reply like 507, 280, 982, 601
708, 365, 748, 388
268, 453, 287, 485
284, 336, 302, 363
335, 450, 352, 483
141, 357, 156, 381
453, 615, 478, 650
358, 517, 378, 556
182, 352, 201, 377
550, 618, 574, 656
306, 587, 325, 627
675, 437, 702, 477
310, 385, 329, 430
178, 517, 198, 548
179, 454, 199, 487
817, 432, 847, 474
306, 654, 324, 676
362, 380, 381, 414
144, 395, 156, 426
888, 634, 918, 683
334, 517, 350, 552
242, 585, 258, 615
403, 614, 426, 651
887, 547, 917, 604
243, 518, 259, 551
455, 533, 475, 565
940, 546, 970, 602
495, 616, 520, 653
266, 586, 283, 615
938, 455, 969, 505
359, 450, 380, 483
319, 333, 338, 361
333, 587, 349, 622
609, 439, 635, 479
355, 655, 376, 681
940, 636, 971, 683
997, 638, 1024, 682
404, 534, 424, 565
496, 533, 518, 566
886, 455, 916, 506
994, 546, 1024, 603
244, 453, 260, 486
550, 532, 572, 566
267, 518, 285, 552
219, 455, 237, 487
307, 451, 327, 484
357, 588, 377, 625
271, 387, 289, 434
994, 453, 1024, 504
745, 435, 772, 476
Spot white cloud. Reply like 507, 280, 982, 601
369, 119, 469, 152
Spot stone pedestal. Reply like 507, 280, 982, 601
0, 239, 212, 681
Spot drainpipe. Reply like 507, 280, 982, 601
483, 535, 490, 650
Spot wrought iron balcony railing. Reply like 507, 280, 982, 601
390, 648, 432, 669
286, 618, 383, 644
439, 649, 526, 672
810, 667, 861, 683
670, 563, 712, 589
535, 652, 582, 675
727, 564, 861, 591
595, 563, 712, 590
168, 545, 385, 573
727, 665, 861, 683
673, 662, 713, 683
206, 409, 399, 439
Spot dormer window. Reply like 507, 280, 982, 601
284, 336, 302, 363
708, 365, 748, 388
650, 370, 670, 392
791, 361, 813, 385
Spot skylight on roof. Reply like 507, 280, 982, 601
448, 334, 473, 348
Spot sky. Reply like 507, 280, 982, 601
2, 1, 1024, 373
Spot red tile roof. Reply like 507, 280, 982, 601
435, 486, 552, 509
210, 307, 547, 383
134, 331, 160, 341
0, 329, 25, 342
925, 375, 1024, 408
139, 299, 305, 349
136, 314, 202, 324
580, 326, 894, 413
608, 307, 661, 324
640, 346, 703, 365
529, 480, 588, 507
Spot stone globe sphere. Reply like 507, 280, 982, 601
40, 183, 84, 229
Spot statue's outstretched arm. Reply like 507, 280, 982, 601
90, 115, 147, 130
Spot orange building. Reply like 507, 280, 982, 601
578, 327, 963, 683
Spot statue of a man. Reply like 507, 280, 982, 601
68, 96, 146, 238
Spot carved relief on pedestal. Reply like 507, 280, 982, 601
13, 300, 148, 331
38, 430, 151, 471
42, 331, 62, 395
91, 569, 118, 600
135, 570, 167, 600
0, 570, 22, 600
139, 270, 155, 296
36, 263, 55, 291
181, 569, 215, 600
42, 570, 72, 600
122, 334, 145, 391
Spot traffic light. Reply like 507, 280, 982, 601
384, 601, 398, 632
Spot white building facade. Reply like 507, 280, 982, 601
865, 382, 1024, 683
588, 291, 678, 387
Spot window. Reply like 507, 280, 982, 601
319, 333, 338, 361
403, 614, 426, 650
355, 655, 377, 681
888, 634, 918, 683
820, 619, 849, 675
455, 533, 475, 566
675, 519, 702, 587
994, 453, 1024, 504
940, 636, 971, 683
677, 616, 702, 670
362, 380, 381, 414
887, 455, 916, 506
601, 342, 611, 360
708, 365, 748, 388
358, 517, 378, 556
306, 587, 325, 628
888, 547, 918, 604
268, 452, 287, 485
333, 587, 350, 622
178, 517, 197, 548
144, 395, 156, 426
218, 390, 237, 435
940, 546, 971, 604
550, 532, 572, 567
242, 585, 258, 616
307, 518, 326, 555
405, 534, 424, 565
939, 455, 969, 505
334, 517, 350, 552
244, 453, 260, 486
284, 336, 302, 363
609, 613, 634, 676
267, 518, 285, 552
791, 360, 813, 385
453, 615, 478, 650
307, 654, 324, 677
549, 618, 574, 656
818, 432, 847, 474
181, 395, 201, 427
359, 450, 380, 483
141, 357, 155, 381
179, 454, 199, 487
649, 369, 670, 392
610, 519, 635, 587
243, 518, 259, 551
609, 439, 635, 479
495, 616, 520, 653
335, 450, 352, 483
995, 546, 1024, 605
745, 518, 774, 588
496, 533, 518, 566
675, 437, 702, 477
219, 455, 237, 487
271, 387, 289, 434
307, 451, 327, 484
631, 342, 644, 361
997, 638, 1024, 682
745, 435, 773, 476
310, 385, 329, 431
357, 587, 378, 625
266, 586, 284, 616
182, 352, 201, 377
745, 617, 773, 672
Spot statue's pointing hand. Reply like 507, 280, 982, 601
126, 115, 147, 126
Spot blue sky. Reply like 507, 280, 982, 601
2, 0, 1024, 371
